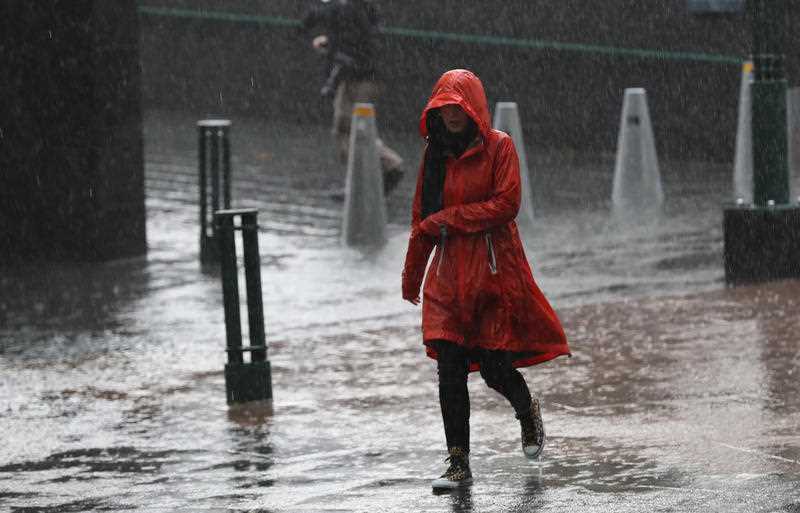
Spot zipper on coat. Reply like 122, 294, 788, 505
485, 233, 497, 275
436, 225, 448, 276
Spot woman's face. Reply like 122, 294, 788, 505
439, 104, 470, 133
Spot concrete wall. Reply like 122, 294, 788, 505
137, 0, 799, 162
1, 1, 146, 262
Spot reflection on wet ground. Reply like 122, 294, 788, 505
1, 110, 799, 511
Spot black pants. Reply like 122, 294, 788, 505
433, 340, 533, 452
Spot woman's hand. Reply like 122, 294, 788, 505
419, 215, 443, 237
402, 273, 422, 305
312, 34, 329, 55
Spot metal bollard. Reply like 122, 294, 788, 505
214, 208, 272, 404
198, 119, 233, 264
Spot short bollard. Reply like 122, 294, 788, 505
723, 0, 800, 284
199, 119, 233, 265
214, 208, 272, 404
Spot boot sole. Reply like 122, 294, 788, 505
523, 433, 546, 460
431, 476, 473, 490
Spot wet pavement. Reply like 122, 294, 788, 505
1, 110, 799, 512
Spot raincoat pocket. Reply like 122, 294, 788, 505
484, 233, 498, 275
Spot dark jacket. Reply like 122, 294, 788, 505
301, 0, 379, 81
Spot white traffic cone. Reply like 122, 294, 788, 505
493, 102, 535, 229
612, 88, 664, 215
733, 61, 754, 204
341, 103, 387, 247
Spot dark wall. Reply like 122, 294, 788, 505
138, 0, 799, 162
1, 0, 146, 262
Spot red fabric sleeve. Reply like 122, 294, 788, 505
422, 136, 521, 234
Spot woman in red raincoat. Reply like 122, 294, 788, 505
402, 69, 571, 490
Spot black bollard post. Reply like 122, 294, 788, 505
241, 210, 267, 363
198, 119, 233, 265
214, 208, 273, 404
723, 0, 800, 284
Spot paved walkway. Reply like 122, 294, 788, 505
1, 110, 799, 512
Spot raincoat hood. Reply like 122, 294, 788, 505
419, 69, 492, 139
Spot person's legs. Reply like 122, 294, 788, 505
332, 81, 353, 165
478, 350, 532, 415
434, 340, 470, 451
478, 350, 545, 459
335, 80, 404, 194
431, 339, 472, 489
376, 139, 404, 194
359, 81, 404, 194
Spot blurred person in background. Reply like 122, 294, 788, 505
300, 0, 404, 196
402, 69, 571, 490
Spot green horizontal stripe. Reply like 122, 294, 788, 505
137, 5, 744, 65
384, 26, 743, 64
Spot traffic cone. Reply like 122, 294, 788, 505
341, 103, 387, 247
612, 88, 664, 215
493, 102, 535, 229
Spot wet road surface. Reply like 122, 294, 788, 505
1, 110, 799, 512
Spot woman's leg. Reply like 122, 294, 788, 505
478, 350, 545, 458
477, 350, 532, 416
432, 340, 470, 451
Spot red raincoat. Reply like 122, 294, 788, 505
402, 69, 570, 371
